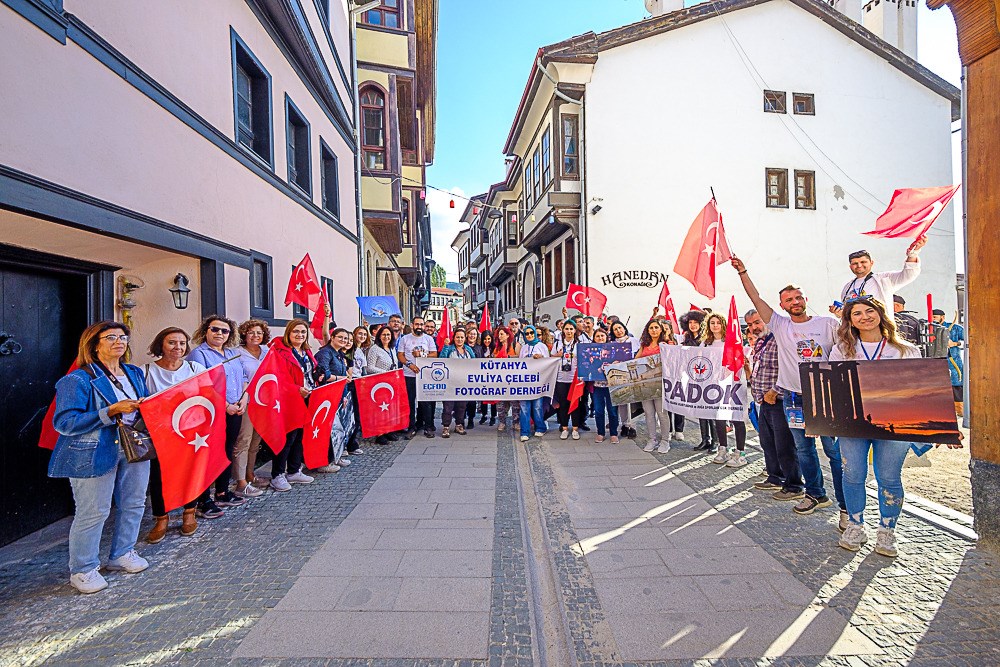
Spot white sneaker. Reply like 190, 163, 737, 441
875, 528, 897, 557
287, 470, 315, 484
236, 483, 264, 498
352, 448, 365, 455
673, 431, 684, 441
656, 442, 671, 454
571, 430, 580, 440
838, 524, 868, 552
643, 442, 656, 452
560, 430, 569, 440
70, 568, 108, 594
336, 458, 352, 467
314, 464, 342, 473
725, 453, 747, 468
712, 449, 729, 464
534, 432, 545, 438
520, 435, 530, 442
105, 549, 149, 573
270, 474, 292, 492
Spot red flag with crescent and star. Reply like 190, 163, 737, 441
863, 185, 960, 239
479, 302, 492, 333
436, 304, 453, 350
355, 369, 409, 438
722, 295, 745, 380
310, 291, 329, 341
657, 281, 681, 339
139, 365, 229, 512
565, 283, 607, 317
301, 379, 348, 469
567, 370, 585, 413
673, 198, 732, 299
284, 253, 325, 312
246, 350, 308, 454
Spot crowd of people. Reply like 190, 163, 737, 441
47, 234, 963, 593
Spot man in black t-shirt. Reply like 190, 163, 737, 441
893, 295, 921, 346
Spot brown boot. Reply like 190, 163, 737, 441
146, 516, 169, 544
180, 508, 198, 536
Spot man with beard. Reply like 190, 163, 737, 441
731, 256, 847, 529
397, 316, 439, 438
745, 309, 804, 502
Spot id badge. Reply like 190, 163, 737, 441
784, 392, 806, 430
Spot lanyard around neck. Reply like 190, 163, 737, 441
859, 338, 886, 361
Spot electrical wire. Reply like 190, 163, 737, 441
361, 167, 510, 215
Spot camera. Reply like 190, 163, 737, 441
420, 361, 449, 382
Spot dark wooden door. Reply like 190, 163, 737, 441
0, 263, 87, 546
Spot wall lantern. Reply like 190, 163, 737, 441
169, 273, 191, 310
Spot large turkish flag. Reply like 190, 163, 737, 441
246, 351, 308, 454
722, 296, 745, 380
139, 366, 229, 512
284, 253, 325, 312
657, 281, 681, 339
673, 198, 732, 299
864, 185, 960, 239
355, 370, 409, 438
301, 379, 348, 469
565, 283, 608, 317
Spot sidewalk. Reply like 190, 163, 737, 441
1, 418, 998, 666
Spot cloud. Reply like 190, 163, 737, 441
426, 185, 471, 280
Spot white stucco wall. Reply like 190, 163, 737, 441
583, 0, 957, 323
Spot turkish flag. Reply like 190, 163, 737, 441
567, 370, 585, 413
247, 351, 308, 454
310, 292, 328, 341
673, 199, 732, 299
565, 283, 607, 317
284, 253, 324, 312
436, 305, 453, 350
355, 369, 409, 438
301, 379, 348, 469
479, 302, 492, 333
657, 281, 681, 340
722, 296, 745, 380
37, 361, 79, 450
139, 366, 230, 512
864, 185, 960, 239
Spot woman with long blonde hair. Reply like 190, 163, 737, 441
829, 296, 920, 557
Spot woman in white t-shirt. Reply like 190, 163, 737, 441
700, 313, 748, 467
551, 320, 584, 440
830, 296, 920, 558
144, 328, 208, 543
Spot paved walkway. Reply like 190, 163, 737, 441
2, 416, 999, 666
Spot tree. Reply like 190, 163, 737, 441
431, 264, 447, 289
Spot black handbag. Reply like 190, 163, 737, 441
117, 415, 156, 463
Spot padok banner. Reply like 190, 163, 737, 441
415, 357, 559, 402
660, 345, 748, 421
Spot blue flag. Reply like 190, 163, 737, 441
357, 296, 400, 324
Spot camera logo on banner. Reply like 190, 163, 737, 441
419, 362, 449, 398
687, 356, 714, 382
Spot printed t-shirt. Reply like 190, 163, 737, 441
398, 333, 437, 378
769, 312, 838, 393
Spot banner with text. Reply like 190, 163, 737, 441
660, 345, 748, 421
415, 357, 559, 402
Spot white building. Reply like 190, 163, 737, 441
455, 0, 960, 326
426, 285, 463, 326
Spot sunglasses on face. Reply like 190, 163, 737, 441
101, 334, 129, 343
208, 326, 231, 335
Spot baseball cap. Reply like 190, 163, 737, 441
893, 295, 905, 305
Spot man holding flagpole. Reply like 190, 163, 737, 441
835, 236, 927, 315
730, 256, 847, 529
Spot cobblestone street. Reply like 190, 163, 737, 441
2, 418, 998, 666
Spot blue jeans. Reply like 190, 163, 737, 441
839, 438, 910, 529
519, 398, 546, 437
68, 452, 150, 574
782, 392, 845, 508
592, 387, 619, 437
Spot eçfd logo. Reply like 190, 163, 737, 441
419, 361, 449, 388
687, 356, 714, 382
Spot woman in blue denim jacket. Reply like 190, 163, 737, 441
50, 320, 151, 594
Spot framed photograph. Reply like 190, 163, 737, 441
577, 342, 633, 382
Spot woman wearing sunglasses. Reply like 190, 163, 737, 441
50, 321, 151, 593
517, 325, 549, 442
187, 315, 248, 519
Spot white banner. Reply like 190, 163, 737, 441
415, 357, 559, 402
660, 345, 748, 421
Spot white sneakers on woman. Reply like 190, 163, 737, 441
711, 448, 729, 464
560, 429, 569, 440
643, 441, 656, 452
70, 568, 108, 594
838, 524, 868, 551
875, 528, 898, 557
105, 549, 149, 573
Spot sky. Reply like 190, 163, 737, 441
425, 0, 964, 280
